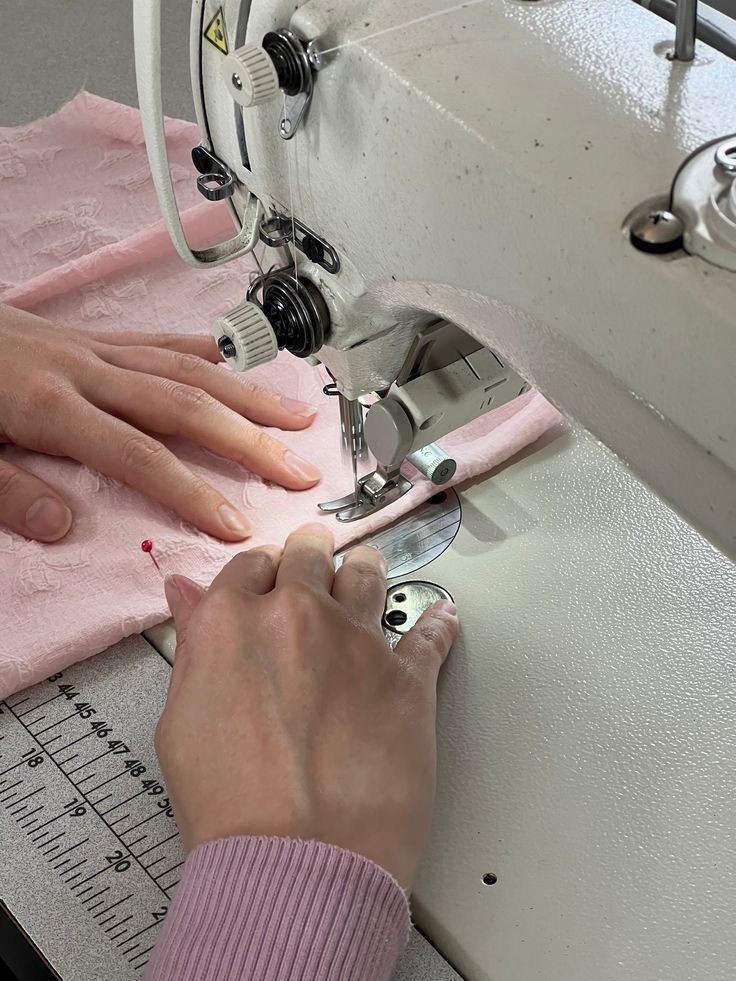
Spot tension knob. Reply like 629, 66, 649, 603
222, 43, 280, 108
212, 302, 279, 372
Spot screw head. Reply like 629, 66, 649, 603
630, 209, 684, 254
231, 72, 243, 91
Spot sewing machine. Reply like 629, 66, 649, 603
133, 0, 736, 978
2, 2, 734, 980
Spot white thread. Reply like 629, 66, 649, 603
319, 0, 488, 55
284, 96, 300, 284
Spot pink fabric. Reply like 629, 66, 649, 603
143, 837, 409, 981
0, 93, 561, 698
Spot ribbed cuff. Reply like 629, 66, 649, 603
144, 837, 410, 981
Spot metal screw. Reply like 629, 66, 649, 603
714, 140, 736, 175
629, 209, 684, 254
231, 72, 243, 91
217, 335, 237, 359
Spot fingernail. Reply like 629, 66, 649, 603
284, 451, 321, 483
280, 396, 317, 418
366, 545, 388, 572
217, 504, 251, 537
435, 600, 458, 617
25, 497, 73, 540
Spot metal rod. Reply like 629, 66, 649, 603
673, 0, 698, 61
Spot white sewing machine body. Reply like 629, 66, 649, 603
133, 2, 736, 979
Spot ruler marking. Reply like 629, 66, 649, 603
57, 753, 79, 766
17, 692, 64, 717
51, 837, 89, 862
34, 706, 91, 736
144, 856, 167, 870
67, 748, 115, 775
75, 772, 97, 786
77, 885, 95, 896
39, 831, 66, 852
31, 802, 88, 833
0, 779, 24, 800
155, 860, 184, 881
45, 842, 64, 855
127, 835, 147, 848
131, 945, 155, 963
93, 893, 133, 919
71, 864, 114, 889
4, 697, 171, 899
105, 914, 133, 934
60, 858, 88, 877
94, 793, 113, 807
6, 696, 29, 709
100, 785, 150, 814
108, 921, 133, 940
124, 807, 170, 836
82, 886, 111, 907
87, 769, 127, 794
7, 786, 45, 810
109, 813, 130, 828
1, 757, 42, 778
50, 728, 96, 755
28, 715, 47, 726
124, 943, 141, 954
135, 831, 178, 858
164, 878, 180, 892
119, 919, 159, 947
18, 805, 44, 826
42, 734, 63, 747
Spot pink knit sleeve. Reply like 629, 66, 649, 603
143, 837, 410, 981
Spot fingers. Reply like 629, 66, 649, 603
208, 545, 282, 596
395, 601, 459, 683
85, 366, 322, 491
0, 459, 72, 542
80, 330, 221, 363
332, 546, 388, 622
54, 395, 252, 541
93, 342, 318, 431
164, 575, 206, 641
275, 523, 335, 592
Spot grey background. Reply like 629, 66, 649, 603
0, 0, 735, 126
0, 0, 195, 126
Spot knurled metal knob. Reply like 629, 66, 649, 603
222, 43, 280, 108
212, 302, 279, 372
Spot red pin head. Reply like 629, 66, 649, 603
140, 539, 161, 572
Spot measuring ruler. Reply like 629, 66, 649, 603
0, 636, 179, 981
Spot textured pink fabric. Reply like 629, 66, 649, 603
0, 93, 561, 698
143, 837, 409, 981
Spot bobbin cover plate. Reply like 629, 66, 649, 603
222, 44, 280, 107
212, 302, 279, 372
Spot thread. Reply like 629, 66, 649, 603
319, 0, 488, 56
284, 96, 300, 285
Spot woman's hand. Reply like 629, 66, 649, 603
0, 305, 321, 542
157, 523, 459, 891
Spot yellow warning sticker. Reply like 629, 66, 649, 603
204, 6, 229, 55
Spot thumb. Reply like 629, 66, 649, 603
0, 459, 72, 542
164, 574, 207, 648
395, 600, 459, 682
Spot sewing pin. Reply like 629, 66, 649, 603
140, 539, 162, 576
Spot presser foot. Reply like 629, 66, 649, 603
318, 466, 413, 522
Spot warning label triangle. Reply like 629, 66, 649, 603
204, 7, 229, 55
